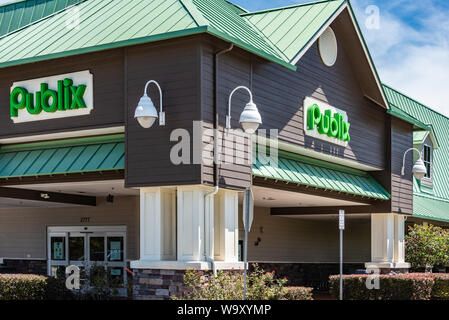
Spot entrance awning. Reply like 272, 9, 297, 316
0, 134, 124, 179
414, 194, 449, 223
253, 152, 390, 201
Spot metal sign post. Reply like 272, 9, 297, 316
243, 188, 254, 300
339, 209, 345, 301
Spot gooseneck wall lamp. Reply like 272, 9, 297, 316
227, 86, 262, 134
401, 148, 427, 180
134, 80, 165, 128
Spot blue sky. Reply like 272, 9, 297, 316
0, 0, 447, 116
233, 0, 449, 116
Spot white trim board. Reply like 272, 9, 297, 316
0, 126, 124, 144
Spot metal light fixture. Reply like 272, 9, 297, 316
227, 86, 262, 134
134, 80, 165, 128
401, 148, 427, 180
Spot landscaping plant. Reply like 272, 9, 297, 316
177, 264, 313, 300
405, 224, 449, 272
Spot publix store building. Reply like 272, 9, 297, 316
0, 0, 448, 299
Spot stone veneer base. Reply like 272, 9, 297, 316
0, 259, 47, 275
132, 269, 186, 300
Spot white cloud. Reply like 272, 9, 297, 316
352, 0, 449, 117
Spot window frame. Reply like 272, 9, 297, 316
422, 144, 432, 180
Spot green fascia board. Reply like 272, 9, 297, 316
413, 194, 449, 224
0, 134, 125, 178
252, 150, 390, 200
387, 104, 430, 131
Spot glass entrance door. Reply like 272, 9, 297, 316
47, 226, 127, 296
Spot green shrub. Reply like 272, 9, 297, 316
431, 274, 449, 300
279, 286, 313, 300
178, 264, 312, 300
405, 224, 449, 272
0, 274, 48, 300
329, 274, 434, 300
45, 276, 74, 300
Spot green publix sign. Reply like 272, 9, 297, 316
10, 78, 87, 117
304, 97, 350, 145
9, 70, 93, 124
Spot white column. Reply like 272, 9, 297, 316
138, 187, 176, 261
214, 189, 239, 262
366, 213, 410, 270
177, 186, 206, 261
394, 214, 405, 263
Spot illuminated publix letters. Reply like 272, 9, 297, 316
303, 97, 350, 146
10, 71, 93, 123
10, 79, 86, 117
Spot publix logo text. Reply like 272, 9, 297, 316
9, 71, 93, 124
303, 97, 350, 147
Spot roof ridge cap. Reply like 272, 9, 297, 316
178, 0, 210, 27
240, 0, 341, 16
384, 83, 449, 122
0, 0, 89, 41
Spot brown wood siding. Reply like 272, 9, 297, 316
125, 38, 202, 187
390, 117, 414, 214
200, 39, 252, 189
200, 30, 387, 190
0, 49, 125, 138
253, 38, 386, 169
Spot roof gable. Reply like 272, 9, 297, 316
241, 0, 345, 64
383, 84, 449, 201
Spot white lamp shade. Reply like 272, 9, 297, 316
134, 94, 158, 128
412, 158, 427, 180
239, 101, 262, 133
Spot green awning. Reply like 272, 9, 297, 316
253, 152, 390, 200
414, 194, 449, 223
0, 134, 124, 179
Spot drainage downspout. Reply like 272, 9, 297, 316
202, 43, 233, 277
204, 186, 219, 276
214, 43, 234, 186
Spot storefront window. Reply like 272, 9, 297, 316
69, 237, 85, 261
51, 237, 65, 261
107, 237, 124, 262
89, 237, 105, 262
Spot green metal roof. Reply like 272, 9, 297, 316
0, 0, 294, 70
0, 0, 83, 37
253, 151, 390, 200
242, 0, 345, 64
0, 134, 124, 178
383, 84, 449, 202
414, 194, 449, 224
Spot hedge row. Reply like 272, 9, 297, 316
329, 273, 449, 300
281, 286, 313, 300
0, 274, 73, 300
